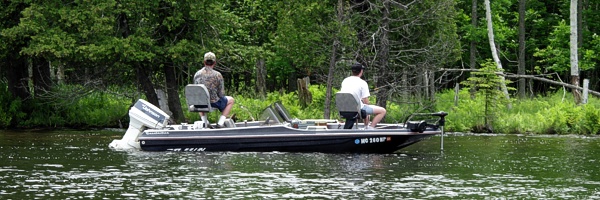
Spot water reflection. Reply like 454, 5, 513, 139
1, 130, 600, 199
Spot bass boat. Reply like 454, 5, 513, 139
109, 84, 448, 153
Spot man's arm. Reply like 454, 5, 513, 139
218, 75, 225, 97
362, 97, 370, 105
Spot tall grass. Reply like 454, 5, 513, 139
2, 83, 598, 135
19, 85, 131, 128
435, 88, 600, 134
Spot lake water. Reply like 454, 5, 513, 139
1, 130, 599, 199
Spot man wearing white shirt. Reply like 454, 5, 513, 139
340, 63, 387, 130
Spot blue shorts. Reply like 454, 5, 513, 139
211, 96, 228, 112
362, 105, 374, 115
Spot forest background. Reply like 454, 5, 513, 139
0, 0, 599, 134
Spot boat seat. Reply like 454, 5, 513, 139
335, 92, 366, 129
185, 84, 216, 113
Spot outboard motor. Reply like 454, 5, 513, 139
109, 99, 170, 150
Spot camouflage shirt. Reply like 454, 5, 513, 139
193, 66, 225, 103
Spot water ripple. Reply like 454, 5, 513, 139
1, 131, 599, 199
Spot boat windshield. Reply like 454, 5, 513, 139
259, 106, 284, 125
272, 102, 293, 122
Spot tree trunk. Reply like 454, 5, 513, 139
324, 40, 338, 119
429, 71, 436, 102
288, 63, 298, 92
416, 68, 423, 101
469, 0, 478, 99
135, 62, 159, 106
352, 0, 368, 75
484, 0, 511, 108
288, 70, 296, 91
244, 71, 252, 92
32, 57, 52, 98
570, 0, 581, 104
577, 0, 582, 67
231, 73, 240, 92
518, 0, 526, 99
401, 71, 407, 101
418, 69, 431, 101
297, 77, 312, 108
375, 0, 390, 114
470, 0, 477, 72
7, 55, 30, 100
222, 72, 231, 92
256, 58, 266, 97
55, 62, 65, 84
164, 64, 184, 123
324, 0, 344, 120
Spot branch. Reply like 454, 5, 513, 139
389, 0, 416, 9
438, 68, 600, 97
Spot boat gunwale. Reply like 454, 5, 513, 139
139, 130, 439, 140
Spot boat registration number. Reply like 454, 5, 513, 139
355, 137, 389, 144
167, 148, 206, 152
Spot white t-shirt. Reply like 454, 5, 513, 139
340, 76, 370, 108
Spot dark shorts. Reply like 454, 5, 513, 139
211, 96, 228, 112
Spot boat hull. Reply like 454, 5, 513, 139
109, 99, 447, 153
138, 125, 438, 153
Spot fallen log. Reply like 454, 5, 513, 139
438, 68, 600, 98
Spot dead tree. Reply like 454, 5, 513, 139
484, 0, 511, 107
439, 68, 600, 98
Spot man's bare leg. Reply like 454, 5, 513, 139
218, 96, 235, 126
369, 106, 386, 128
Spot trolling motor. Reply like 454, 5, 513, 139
404, 111, 448, 150
404, 111, 447, 132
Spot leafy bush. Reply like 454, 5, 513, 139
4, 81, 598, 135
435, 88, 486, 132
21, 85, 130, 128
0, 82, 26, 128
435, 87, 600, 135
581, 104, 600, 134
459, 60, 515, 132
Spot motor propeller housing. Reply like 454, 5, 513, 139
109, 99, 170, 150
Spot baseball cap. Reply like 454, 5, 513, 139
204, 52, 216, 62
351, 63, 365, 70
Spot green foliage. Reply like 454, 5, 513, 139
534, 20, 597, 73
183, 83, 394, 123
271, 0, 335, 80
183, 82, 600, 135
4, 80, 599, 136
2, 0, 600, 134
185, 85, 340, 123
20, 85, 130, 128
581, 104, 600, 134
63, 92, 130, 128
435, 88, 486, 132
184, 84, 437, 126
460, 59, 514, 130
0, 82, 26, 128
453, 0, 600, 82
436, 88, 600, 135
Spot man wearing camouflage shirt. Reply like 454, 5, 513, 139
193, 52, 235, 127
